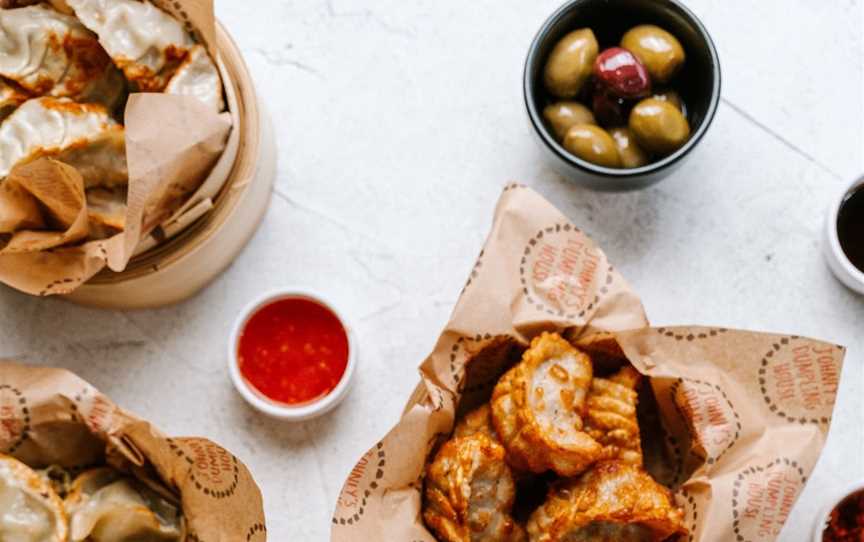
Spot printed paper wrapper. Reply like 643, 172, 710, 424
330, 184, 845, 542
0, 360, 266, 541
0, 0, 233, 296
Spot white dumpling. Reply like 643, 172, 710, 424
165, 45, 223, 112
65, 468, 183, 542
65, 0, 195, 92
0, 97, 127, 187
0, 4, 123, 104
0, 454, 68, 542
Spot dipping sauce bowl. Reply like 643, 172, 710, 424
813, 482, 864, 541
824, 175, 864, 295
228, 289, 357, 421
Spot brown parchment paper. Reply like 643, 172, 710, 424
330, 184, 845, 542
0, 0, 232, 297
0, 360, 266, 541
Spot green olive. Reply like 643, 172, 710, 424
563, 124, 621, 168
629, 98, 690, 155
621, 25, 685, 84
543, 101, 596, 141
652, 90, 684, 113
544, 29, 599, 98
609, 127, 649, 168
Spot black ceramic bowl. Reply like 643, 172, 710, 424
525, 0, 721, 191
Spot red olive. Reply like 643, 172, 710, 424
593, 47, 651, 99
592, 89, 629, 127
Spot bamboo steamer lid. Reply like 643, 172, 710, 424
64, 23, 276, 309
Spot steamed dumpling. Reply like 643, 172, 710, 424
0, 97, 127, 187
65, 0, 196, 92
0, 454, 68, 542
64, 468, 183, 542
165, 45, 224, 111
0, 4, 124, 105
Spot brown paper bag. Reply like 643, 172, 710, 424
330, 185, 845, 542
0, 0, 232, 296
0, 360, 266, 541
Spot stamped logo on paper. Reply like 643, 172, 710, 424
171, 438, 240, 499
677, 488, 700, 542
461, 249, 485, 294
244, 523, 267, 542
732, 458, 806, 541
0, 385, 29, 454
72, 388, 116, 436
759, 338, 842, 425
670, 378, 741, 466
333, 441, 386, 526
520, 224, 611, 319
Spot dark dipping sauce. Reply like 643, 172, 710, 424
823, 490, 864, 541
838, 186, 864, 273
237, 298, 349, 406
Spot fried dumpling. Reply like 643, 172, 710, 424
165, 44, 223, 112
0, 81, 27, 121
0, 4, 123, 104
64, 468, 183, 542
491, 332, 602, 476
585, 366, 643, 465
454, 404, 498, 441
0, 454, 68, 542
65, 0, 195, 92
0, 97, 127, 187
526, 461, 687, 542
424, 433, 525, 542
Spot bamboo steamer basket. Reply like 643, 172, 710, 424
64, 23, 276, 309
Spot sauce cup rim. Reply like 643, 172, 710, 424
227, 287, 357, 421
824, 175, 864, 293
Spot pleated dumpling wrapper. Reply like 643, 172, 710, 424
527, 461, 687, 542
0, 454, 68, 542
0, 97, 127, 187
424, 433, 525, 542
64, 467, 184, 542
491, 332, 602, 476
0, 4, 125, 106
65, 0, 224, 111
164, 44, 224, 111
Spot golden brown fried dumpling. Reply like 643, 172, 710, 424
424, 433, 525, 542
0, 454, 68, 542
585, 366, 643, 465
527, 461, 686, 542
491, 332, 601, 476
454, 404, 497, 441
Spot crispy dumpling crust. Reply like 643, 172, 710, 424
491, 333, 601, 476
424, 433, 525, 542
585, 366, 643, 465
526, 461, 686, 542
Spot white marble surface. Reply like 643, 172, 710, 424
2, 0, 863, 540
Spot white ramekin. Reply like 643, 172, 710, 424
227, 288, 357, 421
812, 480, 864, 541
824, 175, 864, 295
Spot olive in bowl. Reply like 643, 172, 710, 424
524, 0, 720, 191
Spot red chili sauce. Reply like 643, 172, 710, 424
238, 298, 349, 406
823, 490, 864, 541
